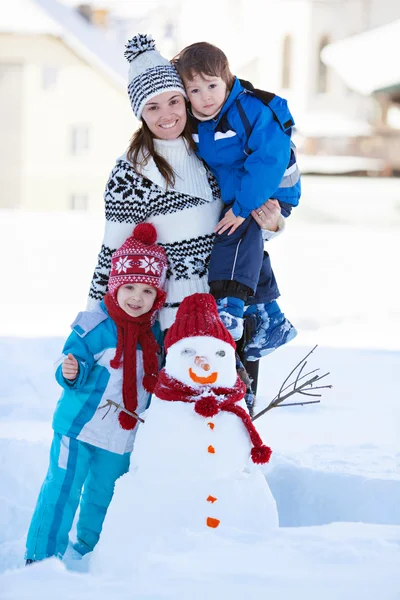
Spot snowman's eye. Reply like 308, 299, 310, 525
181, 348, 196, 356
216, 350, 226, 357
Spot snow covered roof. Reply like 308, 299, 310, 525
0, 0, 128, 91
321, 19, 400, 96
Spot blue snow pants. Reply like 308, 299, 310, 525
25, 433, 130, 561
208, 206, 280, 303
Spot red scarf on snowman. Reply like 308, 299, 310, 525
154, 369, 272, 465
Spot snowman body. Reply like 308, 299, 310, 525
95, 335, 278, 571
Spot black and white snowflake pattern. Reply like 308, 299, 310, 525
88, 160, 220, 307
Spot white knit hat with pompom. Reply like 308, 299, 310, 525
125, 33, 187, 119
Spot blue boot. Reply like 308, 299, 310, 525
72, 538, 92, 557
243, 301, 297, 361
216, 297, 244, 341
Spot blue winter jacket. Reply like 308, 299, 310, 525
192, 78, 301, 219
52, 301, 161, 455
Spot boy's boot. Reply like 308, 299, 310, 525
216, 297, 244, 341
243, 301, 297, 361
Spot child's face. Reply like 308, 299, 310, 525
183, 73, 227, 118
117, 283, 158, 317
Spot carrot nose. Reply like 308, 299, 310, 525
194, 356, 210, 371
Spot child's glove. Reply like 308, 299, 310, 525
62, 353, 79, 381
215, 208, 245, 235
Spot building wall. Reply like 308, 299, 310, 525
0, 33, 134, 211
0, 61, 24, 208
307, 0, 372, 119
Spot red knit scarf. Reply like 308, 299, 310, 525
154, 369, 272, 464
104, 293, 160, 430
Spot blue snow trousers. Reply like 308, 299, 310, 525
208, 206, 280, 303
25, 433, 130, 561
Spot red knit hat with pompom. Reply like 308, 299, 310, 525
164, 293, 236, 352
108, 223, 168, 303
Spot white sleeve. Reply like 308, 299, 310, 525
87, 162, 150, 309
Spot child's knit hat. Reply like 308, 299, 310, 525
124, 33, 187, 119
108, 222, 168, 310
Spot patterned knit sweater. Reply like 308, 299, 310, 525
87, 137, 223, 331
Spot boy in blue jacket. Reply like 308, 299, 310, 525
173, 42, 301, 360
25, 223, 167, 563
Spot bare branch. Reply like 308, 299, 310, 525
278, 367, 320, 395
252, 346, 332, 421
278, 344, 318, 397
294, 360, 307, 388
97, 399, 145, 423
275, 400, 321, 408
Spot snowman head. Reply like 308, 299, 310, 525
165, 335, 237, 388
164, 293, 237, 389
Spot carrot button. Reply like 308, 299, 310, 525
207, 445, 215, 454
207, 495, 217, 503
207, 422, 215, 430
206, 517, 220, 528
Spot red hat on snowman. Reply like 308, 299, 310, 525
164, 293, 236, 352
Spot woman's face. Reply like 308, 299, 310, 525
142, 92, 187, 140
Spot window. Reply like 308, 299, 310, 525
42, 66, 58, 90
70, 194, 89, 211
317, 35, 330, 93
281, 34, 292, 89
70, 126, 90, 156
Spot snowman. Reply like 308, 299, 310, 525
94, 294, 278, 572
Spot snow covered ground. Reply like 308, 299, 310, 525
0, 176, 399, 599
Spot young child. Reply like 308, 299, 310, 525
25, 223, 168, 563
173, 42, 301, 360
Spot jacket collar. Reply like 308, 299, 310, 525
217, 77, 244, 119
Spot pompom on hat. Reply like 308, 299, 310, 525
164, 293, 236, 352
125, 33, 187, 120
108, 222, 168, 311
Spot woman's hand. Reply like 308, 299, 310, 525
62, 353, 79, 380
215, 208, 245, 235
251, 199, 281, 231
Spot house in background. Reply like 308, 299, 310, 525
0, 0, 134, 211
322, 18, 400, 174
2, 0, 399, 212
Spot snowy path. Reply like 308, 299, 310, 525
0, 176, 399, 598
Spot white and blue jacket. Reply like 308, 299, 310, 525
191, 77, 301, 219
52, 301, 159, 455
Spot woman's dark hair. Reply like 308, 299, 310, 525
127, 117, 196, 188
172, 42, 235, 90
